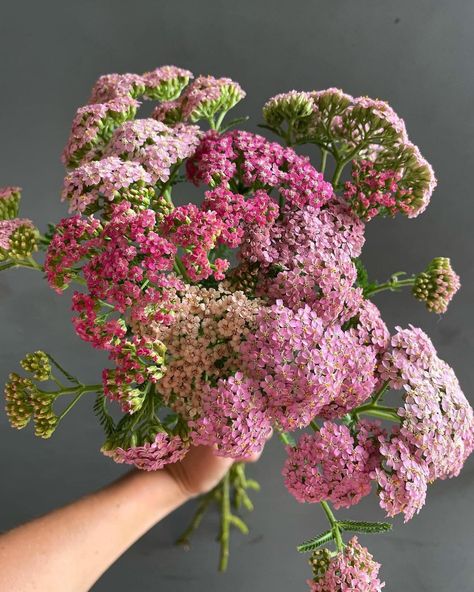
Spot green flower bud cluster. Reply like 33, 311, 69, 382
190, 79, 246, 124
20, 351, 52, 381
0, 222, 39, 262
4, 372, 57, 438
263, 91, 314, 133
309, 548, 332, 582
413, 257, 461, 314
0, 187, 21, 220
91, 182, 156, 218
144, 72, 192, 102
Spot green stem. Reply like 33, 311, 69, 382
320, 149, 328, 175
173, 256, 191, 283
371, 381, 390, 405
277, 430, 294, 446
175, 489, 217, 547
355, 403, 400, 423
36, 383, 102, 397
214, 110, 228, 133
320, 501, 343, 552
365, 277, 415, 297
310, 420, 320, 432
219, 471, 231, 572
331, 160, 346, 187
56, 390, 87, 422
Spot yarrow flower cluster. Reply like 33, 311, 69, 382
2, 66, 471, 584
308, 537, 384, 592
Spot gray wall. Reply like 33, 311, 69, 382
1, 1, 473, 590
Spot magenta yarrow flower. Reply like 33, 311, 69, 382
187, 129, 333, 210
344, 159, 415, 220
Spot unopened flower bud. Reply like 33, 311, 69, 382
413, 257, 460, 313
309, 548, 332, 582
4, 373, 35, 429
0, 186, 21, 220
142, 66, 193, 101
20, 351, 52, 381
263, 91, 314, 128
31, 393, 58, 439
0, 219, 38, 261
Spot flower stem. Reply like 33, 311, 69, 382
277, 430, 294, 446
173, 256, 191, 283
219, 471, 231, 572
371, 380, 390, 405
320, 149, 328, 175
175, 488, 217, 548
320, 500, 344, 552
365, 277, 415, 297
331, 160, 346, 187
354, 403, 400, 423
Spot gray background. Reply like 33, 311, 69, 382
1, 1, 473, 590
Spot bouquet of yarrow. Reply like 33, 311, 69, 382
1, 66, 471, 591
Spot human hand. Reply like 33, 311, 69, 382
165, 444, 267, 499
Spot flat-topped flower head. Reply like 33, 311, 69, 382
187, 129, 333, 211
153, 75, 245, 125
62, 156, 154, 213
102, 430, 189, 470
0, 186, 21, 220
104, 118, 201, 183
344, 159, 415, 220
374, 434, 428, 522
152, 284, 263, 421
191, 373, 272, 459
413, 257, 460, 313
0, 218, 38, 261
283, 422, 374, 508
142, 65, 193, 101
88, 73, 146, 104
309, 537, 384, 592
241, 301, 377, 429
62, 96, 140, 168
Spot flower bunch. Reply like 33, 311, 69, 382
2, 67, 470, 588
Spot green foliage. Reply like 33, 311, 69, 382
297, 529, 334, 553
338, 520, 392, 534
93, 393, 115, 439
